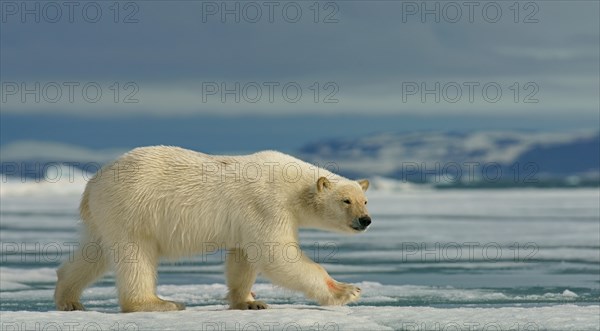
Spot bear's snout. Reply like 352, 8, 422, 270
351, 216, 371, 231
358, 216, 372, 228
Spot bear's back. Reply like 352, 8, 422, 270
87, 146, 339, 206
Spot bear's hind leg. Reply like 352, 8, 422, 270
226, 248, 268, 310
55, 235, 109, 311
113, 240, 185, 312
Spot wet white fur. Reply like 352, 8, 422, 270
55, 146, 369, 312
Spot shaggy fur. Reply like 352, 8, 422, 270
54, 146, 370, 312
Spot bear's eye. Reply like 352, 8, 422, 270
343, 199, 352, 204
364, 201, 368, 205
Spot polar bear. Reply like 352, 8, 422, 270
54, 146, 371, 312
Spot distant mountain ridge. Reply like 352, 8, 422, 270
1, 131, 599, 187
298, 130, 600, 186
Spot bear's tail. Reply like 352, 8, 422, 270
79, 184, 92, 223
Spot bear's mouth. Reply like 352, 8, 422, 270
350, 225, 368, 232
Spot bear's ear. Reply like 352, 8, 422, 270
357, 179, 369, 192
317, 176, 331, 192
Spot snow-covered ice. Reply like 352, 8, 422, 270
2, 303, 599, 331
2, 281, 599, 330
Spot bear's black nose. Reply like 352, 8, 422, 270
358, 216, 371, 227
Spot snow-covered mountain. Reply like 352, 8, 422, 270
298, 131, 600, 185
0, 141, 127, 184
0, 140, 126, 164
1, 131, 598, 187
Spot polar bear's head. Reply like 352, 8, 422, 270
310, 177, 371, 234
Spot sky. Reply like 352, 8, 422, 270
1, 0, 599, 153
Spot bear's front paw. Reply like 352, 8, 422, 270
323, 279, 361, 305
56, 301, 85, 311
230, 300, 269, 310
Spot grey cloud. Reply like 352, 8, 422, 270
1, 1, 598, 117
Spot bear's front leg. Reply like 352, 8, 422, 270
257, 244, 361, 306
226, 249, 268, 310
